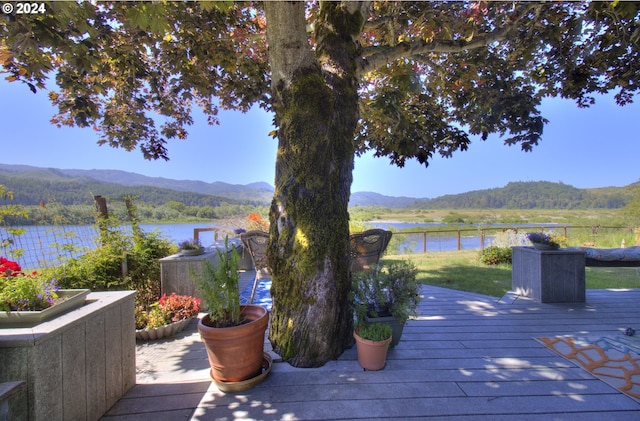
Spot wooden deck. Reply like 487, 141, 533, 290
102, 283, 640, 420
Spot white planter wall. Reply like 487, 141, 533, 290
0, 291, 136, 421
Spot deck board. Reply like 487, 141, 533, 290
102, 283, 640, 420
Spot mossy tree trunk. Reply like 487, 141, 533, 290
264, 2, 365, 367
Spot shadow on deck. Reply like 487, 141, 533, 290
103, 274, 640, 420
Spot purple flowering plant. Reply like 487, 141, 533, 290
0, 257, 60, 311
526, 232, 561, 248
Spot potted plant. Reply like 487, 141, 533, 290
135, 293, 201, 340
178, 238, 204, 256
352, 260, 420, 347
353, 322, 393, 370
0, 257, 90, 327
191, 237, 269, 386
526, 232, 561, 250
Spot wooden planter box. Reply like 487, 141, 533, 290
0, 291, 136, 421
512, 247, 586, 303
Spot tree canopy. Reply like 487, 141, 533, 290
2, 1, 639, 367
3, 2, 638, 165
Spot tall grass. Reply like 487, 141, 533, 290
383, 250, 640, 298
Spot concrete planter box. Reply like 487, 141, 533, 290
0, 291, 136, 421
0, 289, 91, 328
512, 246, 586, 303
160, 240, 253, 305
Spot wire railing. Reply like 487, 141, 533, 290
2, 223, 637, 269
383, 225, 638, 254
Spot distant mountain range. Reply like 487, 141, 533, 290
0, 163, 635, 209
0, 163, 421, 207
0, 163, 274, 204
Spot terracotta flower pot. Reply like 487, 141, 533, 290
198, 304, 269, 383
135, 317, 193, 341
354, 330, 392, 371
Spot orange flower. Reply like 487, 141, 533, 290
246, 213, 269, 231
247, 213, 263, 222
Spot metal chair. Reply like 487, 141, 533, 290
240, 230, 270, 304
349, 229, 393, 272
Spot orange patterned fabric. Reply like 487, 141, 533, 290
538, 335, 640, 401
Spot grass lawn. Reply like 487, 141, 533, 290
383, 250, 640, 298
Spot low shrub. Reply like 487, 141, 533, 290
51, 211, 175, 307
478, 246, 512, 265
490, 229, 529, 248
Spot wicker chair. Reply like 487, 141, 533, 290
349, 229, 393, 272
240, 230, 270, 304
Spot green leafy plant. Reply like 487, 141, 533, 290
51, 204, 175, 309
136, 305, 169, 330
352, 260, 420, 324
0, 185, 28, 260
128, 230, 176, 305
191, 237, 242, 328
478, 246, 512, 265
354, 322, 392, 342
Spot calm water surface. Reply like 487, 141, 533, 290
2, 221, 560, 268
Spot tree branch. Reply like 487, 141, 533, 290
358, 3, 543, 77
363, 15, 394, 31
341, 0, 372, 18
264, 2, 315, 89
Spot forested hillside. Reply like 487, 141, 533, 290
413, 181, 632, 209
0, 163, 274, 203
0, 175, 258, 207
0, 162, 635, 210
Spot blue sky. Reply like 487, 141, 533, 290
1, 78, 638, 198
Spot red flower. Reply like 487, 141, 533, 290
158, 293, 201, 322
0, 257, 22, 276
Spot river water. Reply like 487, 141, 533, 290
2, 221, 560, 269
0, 222, 222, 269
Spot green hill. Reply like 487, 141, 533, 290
0, 174, 259, 207
0, 164, 272, 206
411, 181, 632, 209
0, 163, 635, 209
